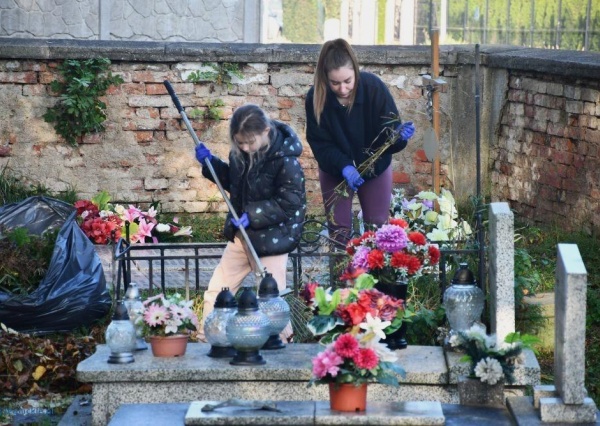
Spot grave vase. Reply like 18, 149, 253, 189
374, 280, 408, 350
328, 383, 367, 412
149, 334, 188, 357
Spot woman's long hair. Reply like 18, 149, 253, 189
229, 104, 273, 171
312, 38, 360, 126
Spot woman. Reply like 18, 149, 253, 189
195, 104, 306, 342
305, 38, 415, 245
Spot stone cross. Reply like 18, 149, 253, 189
535, 243, 597, 423
488, 202, 515, 344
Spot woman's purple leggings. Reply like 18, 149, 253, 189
319, 166, 392, 243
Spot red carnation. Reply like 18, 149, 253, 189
353, 347, 379, 370
389, 218, 408, 228
367, 249, 385, 270
334, 333, 360, 358
408, 231, 427, 246
428, 245, 441, 265
406, 255, 422, 274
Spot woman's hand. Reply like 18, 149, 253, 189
342, 166, 364, 191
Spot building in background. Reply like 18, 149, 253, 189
0, 0, 597, 51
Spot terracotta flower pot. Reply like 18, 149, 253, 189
149, 334, 188, 357
328, 383, 367, 412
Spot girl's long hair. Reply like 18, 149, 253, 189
229, 104, 273, 171
312, 38, 360, 126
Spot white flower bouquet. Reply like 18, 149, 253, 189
449, 323, 539, 385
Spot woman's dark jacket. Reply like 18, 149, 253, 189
305, 71, 403, 180
202, 121, 306, 257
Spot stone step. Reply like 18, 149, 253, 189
76, 343, 540, 426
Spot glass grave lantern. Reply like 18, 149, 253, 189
105, 300, 137, 364
204, 287, 238, 358
123, 282, 148, 351
258, 273, 290, 350
443, 263, 485, 344
226, 285, 270, 365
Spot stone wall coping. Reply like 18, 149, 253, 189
1, 38, 599, 79
76, 342, 539, 387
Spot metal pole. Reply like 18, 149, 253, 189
163, 80, 267, 278
585, 0, 591, 50
431, 29, 441, 195
475, 44, 481, 201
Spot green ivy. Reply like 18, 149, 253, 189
43, 58, 123, 146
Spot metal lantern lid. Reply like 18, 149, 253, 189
451, 263, 476, 286
237, 286, 259, 311
112, 300, 131, 321
258, 273, 279, 298
214, 287, 238, 308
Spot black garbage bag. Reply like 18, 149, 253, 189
0, 196, 111, 333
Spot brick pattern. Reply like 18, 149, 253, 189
0, 60, 433, 216
491, 73, 600, 233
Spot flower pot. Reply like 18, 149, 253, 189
149, 334, 188, 357
328, 383, 367, 412
374, 281, 408, 350
457, 376, 505, 408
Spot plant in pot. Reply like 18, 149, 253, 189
138, 293, 199, 357
343, 218, 441, 349
449, 323, 539, 407
303, 275, 406, 412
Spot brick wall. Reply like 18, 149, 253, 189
491, 72, 600, 233
1, 40, 599, 233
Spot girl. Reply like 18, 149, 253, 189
305, 38, 415, 246
195, 104, 306, 342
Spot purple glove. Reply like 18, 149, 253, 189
195, 143, 212, 165
342, 165, 364, 191
232, 212, 250, 229
395, 122, 415, 141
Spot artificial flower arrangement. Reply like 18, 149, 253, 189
74, 191, 192, 244
345, 218, 441, 285
138, 293, 199, 338
448, 323, 539, 385
304, 274, 406, 387
390, 188, 473, 243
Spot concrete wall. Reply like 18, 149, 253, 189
0, 0, 248, 43
0, 39, 599, 232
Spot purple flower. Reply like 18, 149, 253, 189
375, 224, 408, 252
402, 198, 417, 210
422, 199, 434, 210
351, 246, 371, 269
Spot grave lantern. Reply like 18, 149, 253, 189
258, 273, 290, 350
443, 263, 484, 343
105, 300, 137, 364
123, 282, 147, 351
204, 287, 238, 358
226, 286, 270, 365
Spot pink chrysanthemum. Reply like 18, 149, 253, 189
375, 224, 408, 252
312, 349, 343, 379
334, 333, 360, 358
144, 304, 168, 327
351, 246, 371, 270
353, 347, 379, 370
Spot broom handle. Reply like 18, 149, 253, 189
163, 80, 266, 277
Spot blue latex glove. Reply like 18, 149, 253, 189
232, 212, 250, 229
342, 165, 364, 191
195, 143, 212, 165
395, 121, 415, 142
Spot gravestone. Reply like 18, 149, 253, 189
488, 202, 515, 344
535, 244, 597, 423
